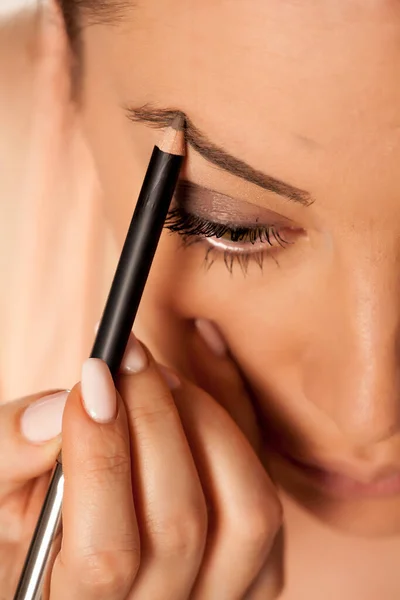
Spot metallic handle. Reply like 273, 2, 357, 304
13, 457, 64, 600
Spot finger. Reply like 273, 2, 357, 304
51, 360, 139, 600
189, 320, 284, 598
244, 530, 284, 600
0, 389, 68, 495
172, 376, 282, 600
189, 318, 262, 452
115, 334, 208, 599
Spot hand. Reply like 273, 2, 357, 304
0, 388, 69, 598
5, 325, 283, 599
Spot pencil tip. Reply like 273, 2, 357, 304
157, 114, 186, 155
170, 114, 185, 131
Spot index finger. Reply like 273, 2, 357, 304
52, 361, 139, 600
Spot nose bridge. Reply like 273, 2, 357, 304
306, 243, 400, 446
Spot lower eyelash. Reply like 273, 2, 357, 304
204, 245, 280, 275
164, 206, 290, 274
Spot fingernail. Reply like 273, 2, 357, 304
21, 390, 70, 443
120, 332, 148, 374
158, 365, 181, 390
81, 358, 117, 423
194, 319, 227, 357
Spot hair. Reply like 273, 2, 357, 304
57, 0, 132, 89
58, 0, 131, 44
57, 0, 79, 43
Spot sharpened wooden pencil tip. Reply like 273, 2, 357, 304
157, 115, 186, 156
170, 114, 185, 131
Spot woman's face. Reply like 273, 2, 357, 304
78, 0, 400, 537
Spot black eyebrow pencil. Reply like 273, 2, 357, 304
13, 114, 186, 600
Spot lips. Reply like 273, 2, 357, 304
280, 452, 400, 499
249, 384, 400, 500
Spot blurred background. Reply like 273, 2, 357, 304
0, 0, 34, 18
0, 0, 115, 402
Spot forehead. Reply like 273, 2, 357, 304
83, 0, 400, 198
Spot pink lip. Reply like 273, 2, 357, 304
281, 454, 400, 499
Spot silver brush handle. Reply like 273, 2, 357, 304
13, 457, 64, 600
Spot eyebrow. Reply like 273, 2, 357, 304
125, 105, 314, 207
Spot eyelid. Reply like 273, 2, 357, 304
164, 202, 305, 275
165, 204, 298, 249
175, 180, 297, 229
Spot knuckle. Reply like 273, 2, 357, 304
267, 494, 284, 530
74, 549, 138, 596
127, 395, 176, 426
149, 504, 208, 559
231, 497, 282, 556
83, 450, 131, 485
245, 515, 271, 551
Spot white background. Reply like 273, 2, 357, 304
0, 0, 36, 18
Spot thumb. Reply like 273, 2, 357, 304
188, 319, 262, 453
0, 390, 69, 494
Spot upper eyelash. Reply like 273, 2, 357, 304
164, 206, 291, 274
164, 206, 288, 247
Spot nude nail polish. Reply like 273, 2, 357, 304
194, 319, 227, 357
81, 358, 117, 423
120, 332, 148, 374
158, 365, 181, 390
21, 390, 69, 443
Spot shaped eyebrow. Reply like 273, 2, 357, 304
125, 105, 314, 207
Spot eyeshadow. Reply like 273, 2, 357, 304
175, 181, 296, 227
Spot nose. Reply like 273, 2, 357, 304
302, 250, 400, 447
332, 342, 400, 446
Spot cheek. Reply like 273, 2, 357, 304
140, 232, 319, 372
139, 235, 353, 440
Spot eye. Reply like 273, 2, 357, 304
164, 205, 303, 274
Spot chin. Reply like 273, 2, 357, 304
269, 454, 400, 538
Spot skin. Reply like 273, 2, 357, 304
2, 0, 400, 598
81, 0, 400, 530
77, 0, 400, 595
